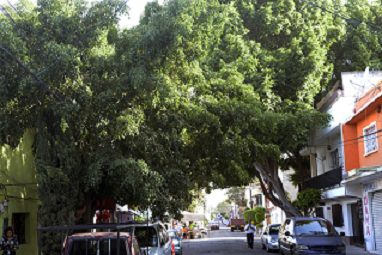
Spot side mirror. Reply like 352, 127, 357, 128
340, 232, 345, 237
263, 232, 268, 235
285, 231, 291, 237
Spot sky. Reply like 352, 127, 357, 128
205, 189, 228, 209
4, 0, 164, 29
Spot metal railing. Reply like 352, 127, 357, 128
298, 167, 342, 192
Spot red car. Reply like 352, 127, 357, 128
207, 222, 220, 230
63, 232, 144, 255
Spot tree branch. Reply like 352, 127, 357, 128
0, 45, 61, 102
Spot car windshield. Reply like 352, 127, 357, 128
168, 232, 177, 238
68, 239, 128, 255
295, 220, 338, 236
269, 225, 280, 235
135, 227, 158, 247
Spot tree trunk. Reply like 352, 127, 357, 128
296, 152, 304, 190
84, 191, 98, 225
254, 159, 303, 217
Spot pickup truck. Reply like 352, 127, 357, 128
63, 232, 144, 255
230, 219, 245, 232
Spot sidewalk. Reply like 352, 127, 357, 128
346, 245, 382, 255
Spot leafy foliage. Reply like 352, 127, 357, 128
244, 207, 265, 228
226, 187, 247, 207
292, 188, 323, 215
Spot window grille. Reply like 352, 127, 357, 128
363, 122, 378, 156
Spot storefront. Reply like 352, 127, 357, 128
344, 169, 382, 252
362, 177, 382, 252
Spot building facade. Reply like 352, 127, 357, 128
0, 129, 40, 255
342, 73, 382, 252
300, 79, 363, 245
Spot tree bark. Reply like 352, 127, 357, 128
296, 152, 304, 190
84, 191, 98, 225
254, 159, 303, 217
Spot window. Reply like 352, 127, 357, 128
68, 239, 128, 255
332, 204, 344, 227
315, 207, 324, 218
295, 220, 338, 236
12, 213, 26, 244
331, 149, 339, 168
284, 219, 291, 232
256, 194, 262, 206
135, 227, 158, 247
363, 121, 378, 156
269, 225, 280, 235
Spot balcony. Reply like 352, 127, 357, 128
298, 167, 343, 192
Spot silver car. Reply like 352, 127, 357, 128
260, 224, 281, 253
123, 223, 172, 255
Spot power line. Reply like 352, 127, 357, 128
0, 4, 50, 69
36, 0, 130, 76
310, 129, 382, 148
300, 0, 382, 38
5, 0, 59, 65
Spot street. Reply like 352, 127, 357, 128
182, 226, 267, 255
182, 226, 373, 255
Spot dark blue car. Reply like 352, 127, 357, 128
168, 230, 182, 255
278, 217, 346, 255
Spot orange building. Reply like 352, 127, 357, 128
342, 80, 382, 172
342, 79, 382, 252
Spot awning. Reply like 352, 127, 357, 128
181, 212, 207, 222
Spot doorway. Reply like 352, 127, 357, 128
351, 203, 364, 247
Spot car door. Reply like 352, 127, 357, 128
158, 224, 171, 255
283, 220, 294, 255
262, 226, 269, 245
279, 219, 290, 253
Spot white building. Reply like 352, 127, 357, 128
299, 72, 382, 246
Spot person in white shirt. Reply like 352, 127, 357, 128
244, 219, 256, 249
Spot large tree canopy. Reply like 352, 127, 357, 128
2, 0, 380, 252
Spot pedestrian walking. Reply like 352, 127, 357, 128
0, 227, 19, 255
244, 220, 256, 249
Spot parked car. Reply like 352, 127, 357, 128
261, 224, 281, 253
167, 230, 182, 255
230, 219, 245, 232
278, 217, 346, 255
199, 227, 207, 234
207, 221, 219, 230
63, 232, 143, 255
123, 223, 173, 255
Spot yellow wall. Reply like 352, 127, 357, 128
0, 129, 39, 255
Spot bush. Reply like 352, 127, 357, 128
243, 210, 256, 222
224, 214, 229, 219
292, 188, 323, 215
255, 207, 265, 224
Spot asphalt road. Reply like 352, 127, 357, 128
181, 226, 369, 255
182, 227, 272, 255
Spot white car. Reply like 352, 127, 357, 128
127, 223, 173, 255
